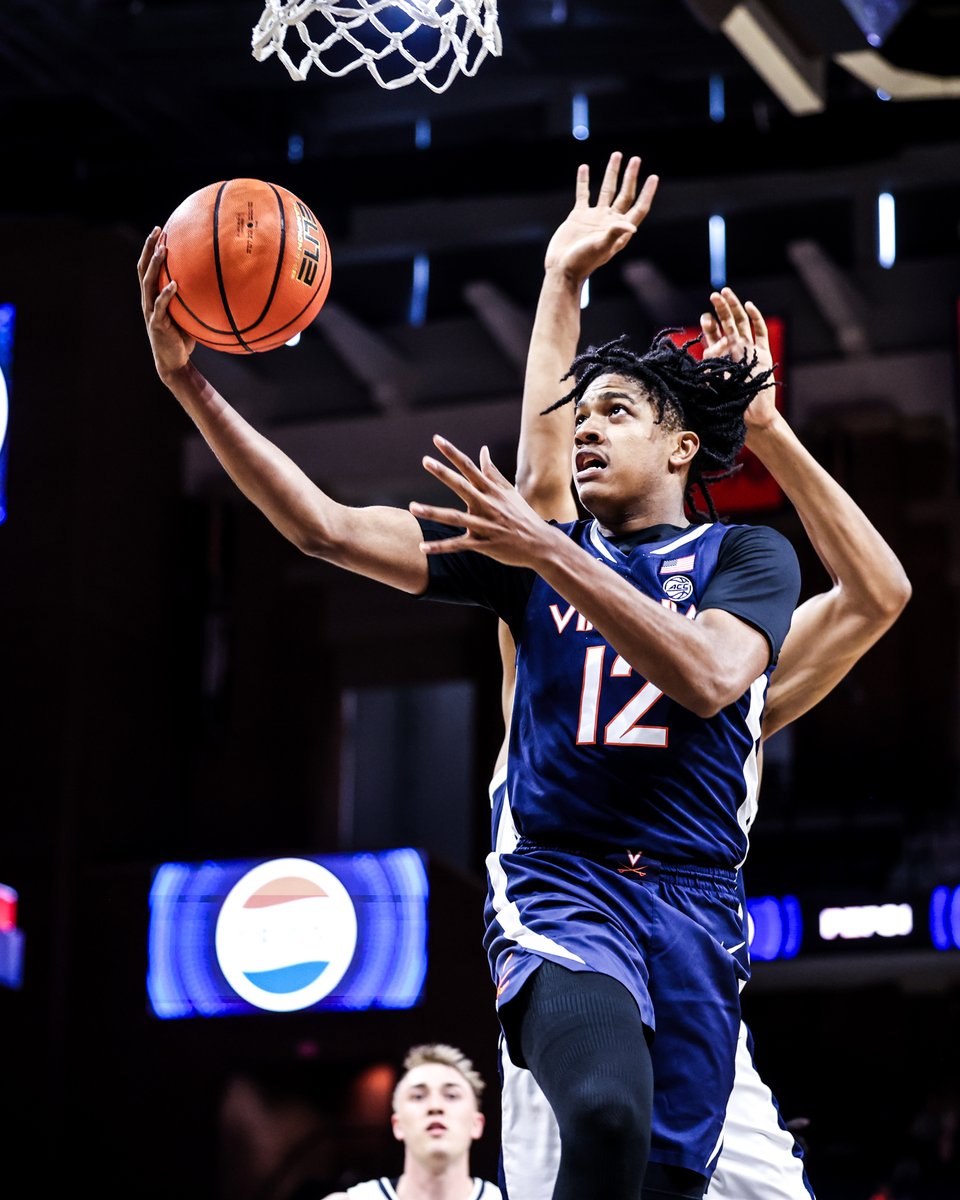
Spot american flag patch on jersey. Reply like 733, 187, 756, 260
659, 554, 696, 573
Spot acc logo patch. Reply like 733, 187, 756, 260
662, 574, 694, 602
215, 857, 358, 1012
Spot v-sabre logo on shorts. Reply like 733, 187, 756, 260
215, 857, 358, 1013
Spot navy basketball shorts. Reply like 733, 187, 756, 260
485, 835, 749, 1178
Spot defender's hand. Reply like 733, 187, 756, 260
544, 151, 659, 284
701, 286, 778, 431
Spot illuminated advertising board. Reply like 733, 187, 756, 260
147, 848, 428, 1019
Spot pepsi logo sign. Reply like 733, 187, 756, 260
215, 857, 358, 1012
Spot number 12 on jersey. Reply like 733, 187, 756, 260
576, 646, 668, 748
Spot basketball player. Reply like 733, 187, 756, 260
139, 191, 802, 1200
321, 1043, 501, 1200
489, 152, 911, 1200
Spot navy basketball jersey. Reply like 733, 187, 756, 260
507, 519, 767, 868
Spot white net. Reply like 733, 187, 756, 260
251, 0, 502, 94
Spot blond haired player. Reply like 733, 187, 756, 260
322, 1043, 501, 1200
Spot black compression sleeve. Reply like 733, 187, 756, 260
513, 961, 654, 1200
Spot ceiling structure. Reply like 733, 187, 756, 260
3, 0, 960, 500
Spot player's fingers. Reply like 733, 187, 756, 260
420, 458, 479, 510
700, 312, 721, 348
409, 500, 470, 529
421, 450, 494, 511
595, 219, 640, 255
431, 435, 488, 489
409, 502, 504, 544
137, 227, 161, 279
410, 500, 469, 526
720, 287, 752, 340
710, 290, 741, 344
626, 174, 659, 224
477, 447, 525, 497
573, 162, 590, 208
700, 319, 732, 361
612, 156, 641, 211
139, 234, 165, 297
419, 533, 475, 555
478, 445, 510, 484
595, 150, 624, 209
745, 300, 770, 348
709, 290, 731, 329
153, 279, 177, 320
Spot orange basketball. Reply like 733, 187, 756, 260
159, 179, 332, 354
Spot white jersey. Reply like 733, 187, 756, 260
346, 1179, 501, 1200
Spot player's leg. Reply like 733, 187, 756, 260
498, 1035, 560, 1200
497, 994, 815, 1199
498, 1048, 706, 1200
705, 1021, 815, 1199
509, 959, 654, 1200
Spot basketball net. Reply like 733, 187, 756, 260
251, 0, 502, 93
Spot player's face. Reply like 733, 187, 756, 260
391, 1062, 484, 1169
572, 373, 690, 523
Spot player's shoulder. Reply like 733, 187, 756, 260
719, 517, 788, 542
718, 520, 797, 558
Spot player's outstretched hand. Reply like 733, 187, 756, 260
700, 286, 778, 432
138, 227, 196, 380
544, 151, 659, 284
410, 436, 558, 569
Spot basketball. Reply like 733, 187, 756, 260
158, 178, 332, 354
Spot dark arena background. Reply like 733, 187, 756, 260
2, 2, 960, 1196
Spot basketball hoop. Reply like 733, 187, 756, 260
251, 0, 502, 94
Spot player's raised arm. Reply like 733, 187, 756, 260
701, 286, 912, 738
517, 151, 659, 518
138, 228, 429, 595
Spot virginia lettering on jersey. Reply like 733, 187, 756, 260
549, 598, 698, 632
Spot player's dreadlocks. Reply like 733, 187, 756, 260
543, 330, 777, 521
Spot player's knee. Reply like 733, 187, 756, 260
565, 1079, 648, 1156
